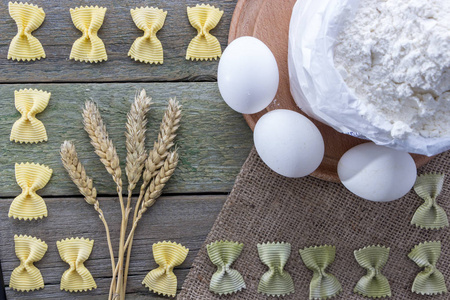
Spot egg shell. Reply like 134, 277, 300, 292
338, 143, 417, 202
254, 109, 324, 178
218, 36, 279, 114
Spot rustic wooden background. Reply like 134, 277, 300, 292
0, 0, 251, 299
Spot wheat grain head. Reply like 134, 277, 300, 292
82, 101, 123, 188
143, 150, 179, 208
142, 99, 181, 188
125, 89, 152, 192
60, 140, 97, 206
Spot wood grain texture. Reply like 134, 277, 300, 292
0, 1, 246, 299
0, 83, 252, 197
0, 195, 226, 299
0, 0, 236, 83
229, 0, 431, 182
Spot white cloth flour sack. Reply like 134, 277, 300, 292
288, 0, 450, 156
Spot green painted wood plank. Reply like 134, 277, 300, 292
0, 194, 227, 299
0, 0, 236, 83
0, 83, 253, 197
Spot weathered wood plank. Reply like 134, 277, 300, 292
0, 83, 253, 197
0, 195, 227, 299
0, 0, 236, 83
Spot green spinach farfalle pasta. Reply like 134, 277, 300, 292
412, 173, 449, 229
299, 245, 342, 300
207, 240, 245, 295
353, 245, 391, 298
408, 241, 448, 295
257, 242, 294, 297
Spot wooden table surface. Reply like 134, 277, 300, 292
0, 0, 251, 299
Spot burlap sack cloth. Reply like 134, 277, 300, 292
179, 148, 450, 299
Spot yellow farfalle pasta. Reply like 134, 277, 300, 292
57, 237, 97, 292
69, 6, 107, 63
9, 162, 53, 220
142, 241, 189, 297
10, 235, 48, 292
10, 89, 50, 144
128, 7, 167, 64
186, 4, 223, 61
8, 2, 46, 61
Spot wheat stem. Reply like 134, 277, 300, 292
115, 188, 126, 298
74, 97, 180, 299
122, 100, 181, 297
82, 102, 127, 298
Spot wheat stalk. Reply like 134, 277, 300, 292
70, 97, 180, 300
82, 101, 128, 299
60, 141, 116, 273
120, 100, 181, 298
125, 90, 152, 192
113, 90, 152, 299
82, 101, 123, 188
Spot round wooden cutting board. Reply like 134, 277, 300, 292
228, 0, 431, 182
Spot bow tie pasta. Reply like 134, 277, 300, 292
10, 89, 51, 144
142, 241, 189, 297
9, 235, 48, 292
9, 162, 52, 220
8, 2, 46, 61
69, 6, 107, 63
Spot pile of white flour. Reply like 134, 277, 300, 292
334, 0, 450, 139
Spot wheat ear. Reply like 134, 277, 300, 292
124, 151, 179, 250
125, 89, 152, 192
82, 101, 123, 188
121, 100, 181, 297
82, 101, 127, 299
114, 90, 152, 299
60, 140, 115, 273
142, 98, 181, 189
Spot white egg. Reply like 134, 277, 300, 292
254, 109, 324, 178
218, 36, 279, 114
338, 143, 417, 202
